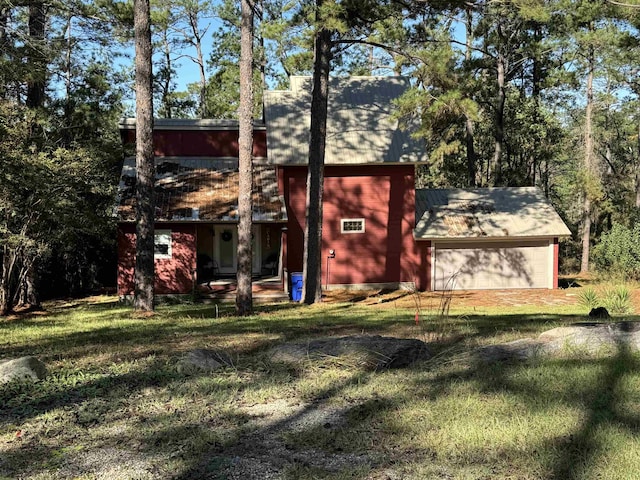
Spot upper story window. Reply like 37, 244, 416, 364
154, 230, 172, 259
341, 218, 365, 234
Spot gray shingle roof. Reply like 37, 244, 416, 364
414, 187, 571, 239
263, 76, 427, 165
117, 157, 287, 223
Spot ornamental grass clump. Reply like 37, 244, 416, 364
578, 285, 633, 315
603, 284, 633, 315
577, 287, 600, 311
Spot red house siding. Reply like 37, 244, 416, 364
121, 129, 267, 158
553, 237, 559, 289
280, 164, 423, 289
118, 223, 197, 295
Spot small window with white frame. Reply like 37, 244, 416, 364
154, 230, 172, 259
341, 218, 365, 234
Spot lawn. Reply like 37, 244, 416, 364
1, 289, 640, 479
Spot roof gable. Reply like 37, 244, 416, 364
414, 187, 571, 239
263, 76, 426, 165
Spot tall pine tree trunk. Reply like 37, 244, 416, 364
26, 1, 45, 109
303, 2, 332, 304
491, 52, 506, 186
464, 8, 476, 187
580, 43, 595, 274
160, 29, 173, 118
21, 1, 46, 308
188, 11, 207, 118
531, 24, 542, 188
635, 122, 640, 208
236, 0, 254, 316
134, 0, 155, 311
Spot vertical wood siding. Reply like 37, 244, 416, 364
118, 223, 197, 295
121, 129, 267, 158
282, 164, 422, 288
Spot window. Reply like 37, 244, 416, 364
154, 230, 172, 259
341, 218, 365, 234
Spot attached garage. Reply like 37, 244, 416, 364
415, 188, 571, 291
433, 239, 554, 290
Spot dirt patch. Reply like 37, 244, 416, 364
324, 287, 581, 310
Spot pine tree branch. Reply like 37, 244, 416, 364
335, 38, 422, 64
605, 0, 640, 7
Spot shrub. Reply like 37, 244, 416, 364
593, 223, 640, 280
603, 285, 633, 315
577, 287, 600, 310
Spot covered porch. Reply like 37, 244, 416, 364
197, 275, 288, 302
195, 223, 284, 282
117, 156, 288, 298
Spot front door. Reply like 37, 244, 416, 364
214, 225, 263, 275
215, 226, 237, 274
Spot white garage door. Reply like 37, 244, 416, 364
434, 240, 551, 290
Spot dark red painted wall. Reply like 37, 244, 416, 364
280, 165, 424, 288
553, 237, 559, 289
118, 223, 197, 295
122, 129, 267, 158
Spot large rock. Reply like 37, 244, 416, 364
475, 338, 546, 362
538, 322, 640, 353
0, 356, 47, 384
176, 349, 233, 374
269, 335, 430, 369
476, 322, 640, 362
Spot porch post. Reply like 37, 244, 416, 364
281, 227, 288, 294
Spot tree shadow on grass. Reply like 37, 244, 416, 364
0, 354, 308, 478
4, 299, 640, 478
545, 338, 640, 479
171, 369, 382, 479
403, 325, 640, 479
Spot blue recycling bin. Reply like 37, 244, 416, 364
291, 272, 303, 302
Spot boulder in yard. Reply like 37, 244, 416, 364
0, 356, 47, 384
475, 321, 640, 363
475, 338, 546, 362
538, 322, 640, 353
176, 349, 233, 374
269, 335, 430, 369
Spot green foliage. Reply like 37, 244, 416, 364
577, 287, 600, 310
602, 285, 633, 315
203, 0, 267, 119
0, 0, 125, 310
593, 223, 640, 280
577, 284, 633, 315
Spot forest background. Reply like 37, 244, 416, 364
1, 0, 640, 314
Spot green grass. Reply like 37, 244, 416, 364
1, 295, 640, 479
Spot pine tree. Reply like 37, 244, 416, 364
302, 0, 332, 304
134, 0, 155, 312
236, 0, 255, 315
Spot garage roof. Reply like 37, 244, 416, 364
414, 187, 571, 239
263, 76, 427, 165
